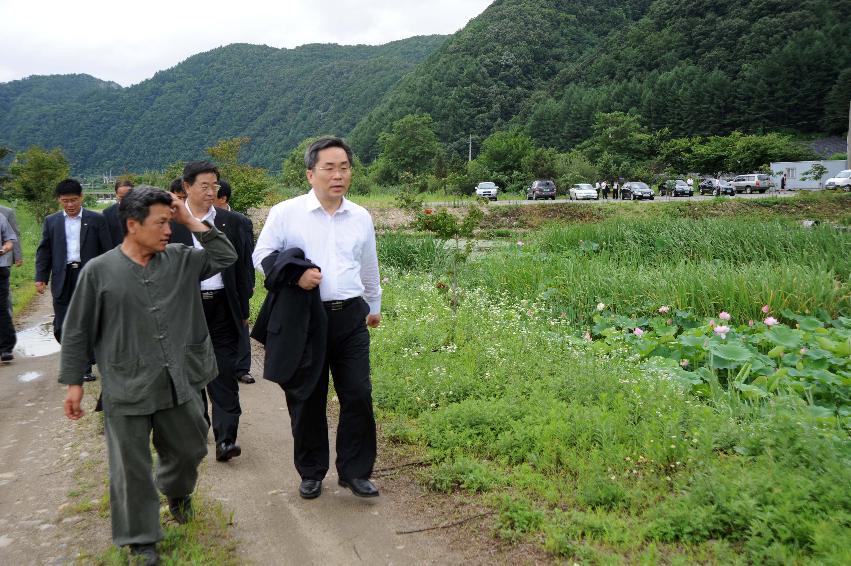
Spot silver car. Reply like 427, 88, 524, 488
730, 174, 773, 194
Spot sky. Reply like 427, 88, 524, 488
0, 0, 493, 87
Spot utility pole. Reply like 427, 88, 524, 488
468, 134, 472, 162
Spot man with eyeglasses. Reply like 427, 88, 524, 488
253, 136, 382, 499
170, 161, 253, 463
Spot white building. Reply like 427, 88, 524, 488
770, 160, 848, 190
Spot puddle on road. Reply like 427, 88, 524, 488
17, 371, 42, 383
13, 319, 60, 357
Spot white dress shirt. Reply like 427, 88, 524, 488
253, 190, 382, 315
63, 209, 83, 263
187, 203, 225, 291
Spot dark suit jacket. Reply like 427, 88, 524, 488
102, 203, 123, 247
169, 207, 253, 333
35, 209, 113, 297
251, 248, 327, 401
0, 206, 23, 262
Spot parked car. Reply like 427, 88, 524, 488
824, 169, 851, 191
620, 181, 654, 200
730, 173, 773, 194
660, 179, 693, 197
527, 179, 557, 200
698, 178, 736, 196
569, 183, 598, 200
475, 181, 499, 201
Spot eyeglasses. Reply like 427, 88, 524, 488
316, 165, 352, 174
196, 182, 221, 193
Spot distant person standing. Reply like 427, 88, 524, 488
613, 181, 619, 199
0, 213, 19, 361
214, 179, 256, 385
35, 179, 112, 380
686, 177, 694, 193
781, 173, 787, 192
59, 186, 237, 565
0, 204, 24, 317
595, 181, 601, 198
103, 179, 134, 246
601, 180, 609, 199
713, 175, 722, 196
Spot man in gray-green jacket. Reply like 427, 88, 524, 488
59, 186, 237, 565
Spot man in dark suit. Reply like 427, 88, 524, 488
35, 178, 112, 380
169, 162, 253, 462
102, 179, 134, 246
214, 179, 256, 384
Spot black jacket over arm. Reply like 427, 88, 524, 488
102, 203, 124, 247
35, 209, 113, 296
251, 248, 327, 401
169, 207, 253, 333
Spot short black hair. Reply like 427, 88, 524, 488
114, 179, 134, 191
55, 178, 83, 197
169, 177, 185, 194
118, 186, 172, 236
304, 137, 353, 170
217, 179, 232, 202
182, 161, 220, 185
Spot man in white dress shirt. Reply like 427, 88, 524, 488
253, 136, 382, 499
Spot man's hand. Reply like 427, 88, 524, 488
297, 268, 322, 290
366, 314, 381, 328
169, 195, 209, 232
14, 259, 23, 267
64, 385, 85, 420
35, 281, 46, 295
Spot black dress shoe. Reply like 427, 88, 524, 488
168, 494, 194, 524
215, 441, 241, 462
338, 478, 379, 498
128, 543, 160, 565
237, 373, 255, 384
83, 371, 97, 382
299, 479, 322, 499
0, 352, 13, 362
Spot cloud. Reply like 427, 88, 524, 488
0, 0, 491, 86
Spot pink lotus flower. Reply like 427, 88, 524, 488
658, 306, 670, 314
583, 331, 592, 342
633, 327, 644, 336
761, 304, 770, 314
709, 319, 716, 328
680, 359, 689, 368
764, 316, 778, 326
719, 311, 731, 321
666, 318, 673, 325
748, 319, 754, 327
713, 325, 730, 339
517, 240, 524, 246
799, 347, 808, 355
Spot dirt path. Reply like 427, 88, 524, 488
0, 294, 476, 565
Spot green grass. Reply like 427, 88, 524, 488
371, 270, 851, 564
3, 201, 41, 315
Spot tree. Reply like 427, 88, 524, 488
8, 146, 70, 222
206, 137, 271, 213
375, 114, 441, 183
800, 163, 828, 182
0, 146, 12, 192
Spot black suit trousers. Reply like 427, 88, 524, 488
282, 298, 376, 481
52, 264, 81, 343
0, 267, 15, 353
202, 292, 242, 444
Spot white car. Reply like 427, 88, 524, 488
569, 183, 598, 200
475, 181, 498, 201
824, 169, 851, 191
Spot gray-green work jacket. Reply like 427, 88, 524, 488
58, 227, 237, 416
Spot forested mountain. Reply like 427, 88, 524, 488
0, 36, 446, 173
350, 0, 850, 159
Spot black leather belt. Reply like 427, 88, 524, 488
201, 289, 225, 300
67, 262, 81, 269
322, 297, 360, 311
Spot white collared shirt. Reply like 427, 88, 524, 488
63, 209, 83, 263
186, 202, 225, 291
252, 189, 382, 314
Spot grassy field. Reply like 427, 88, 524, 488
368, 198, 851, 564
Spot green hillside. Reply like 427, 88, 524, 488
0, 36, 446, 173
351, 0, 850, 158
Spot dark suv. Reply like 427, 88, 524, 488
527, 179, 557, 200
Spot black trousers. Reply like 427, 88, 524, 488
52, 264, 81, 343
282, 297, 376, 481
0, 267, 15, 353
202, 291, 241, 444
